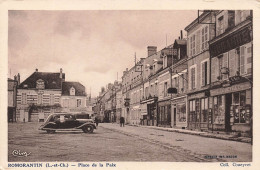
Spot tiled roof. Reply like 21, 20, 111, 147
18, 72, 65, 89
62, 81, 86, 96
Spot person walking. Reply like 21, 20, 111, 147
95, 116, 99, 127
120, 117, 125, 127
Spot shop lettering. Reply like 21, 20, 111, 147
211, 83, 251, 96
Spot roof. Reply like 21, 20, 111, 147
18, 72, 65, 89
62, 81, 86, 96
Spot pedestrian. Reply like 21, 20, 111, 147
95, 116, 99, 127
120, 117, 125, 127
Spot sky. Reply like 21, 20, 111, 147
8, 10, 197, 97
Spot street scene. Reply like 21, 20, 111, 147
8, 123, 251, 162
7, 10, 253, 163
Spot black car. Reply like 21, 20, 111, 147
39, 113, 96, 133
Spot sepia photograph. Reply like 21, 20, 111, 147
1, 0, 258, 169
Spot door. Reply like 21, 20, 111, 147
225, 94, 232, 132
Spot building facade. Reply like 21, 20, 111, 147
185, 11, 216, 131
209, 10, 252, 135
8, 75, 19, 122
16, 69, 64, 122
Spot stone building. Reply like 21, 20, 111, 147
16, 69, 64, 122
8, 75, 19, 122
185, 11, 216, 131
209, 10, 252, 136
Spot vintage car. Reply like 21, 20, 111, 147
39, 113, 96, 133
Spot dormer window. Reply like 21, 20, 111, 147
36, 79, 45, 89
70, 87, 75, 96
23, 84, 28, 88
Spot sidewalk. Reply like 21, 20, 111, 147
101, 123, 252, 144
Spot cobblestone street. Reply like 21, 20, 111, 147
8, 123, 252, 162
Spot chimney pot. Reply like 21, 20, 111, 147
35, 68, 38, 72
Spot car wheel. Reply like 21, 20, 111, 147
82, 125, 94, 133
46, 130, 55, 134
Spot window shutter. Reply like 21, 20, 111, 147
201, 62, 205, 86
240, 45, 245, 75
201, 28, 205, 50
211, 57, 217, 82
223, 52, 229, 79
205, 26, 208, 49
196, 30, 201, 54
245, 42, 252, 75
206, 60, 210, 84
229, 49, 236, 77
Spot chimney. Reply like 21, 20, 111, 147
147, 46, 157, 57
60, 68, 63, 79
35, 68, 38, 72
181, 30, 183, 39
14, 75, 17, 81
17, 73, 20, 85
126, 68, 128, 72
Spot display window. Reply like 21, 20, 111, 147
201, 98, 208, 122
233, 91, 246, 123
213, 95, 225, 124
177, 103, 186, 122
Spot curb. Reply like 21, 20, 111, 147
126, 124, 252, 144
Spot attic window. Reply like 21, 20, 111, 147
23, 84, 28, 88
70, 87, 75, 96
36, 79, 45, 89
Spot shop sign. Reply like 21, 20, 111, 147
211, 82, 251, 96
171, 97, 186, 104
188, 92, 205, 100
210, 26, 252, 57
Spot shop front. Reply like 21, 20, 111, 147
140, 97, 157, 126
187, 91, 210, 131
210, 82, 252, 135
157, 100, 171, 127
171, 96, 187, 128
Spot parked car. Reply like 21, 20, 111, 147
39, 113, 96, 134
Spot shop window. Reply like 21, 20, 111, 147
201, 98, 208, 122
189, 100, 196, 122
233, 91, 246, 123
213, 95, 225, 124
177, 103, 186, 122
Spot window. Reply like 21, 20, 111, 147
201, 26, 208, 50
189, 100, 196, 122
201, 60, 209, 86
164, 82, 168, 97
177, 103, 186, 122
21, 93, 27, 105
190, 66, 196, 90
233, 91, 246, 123
217, 16, 224, 36
70, 87, 75, 96
228, 10, 235, 28
77, 99, 81, 107
213, 95, 225, 124
189, 34, 196, 57
201, 98, 208, 122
